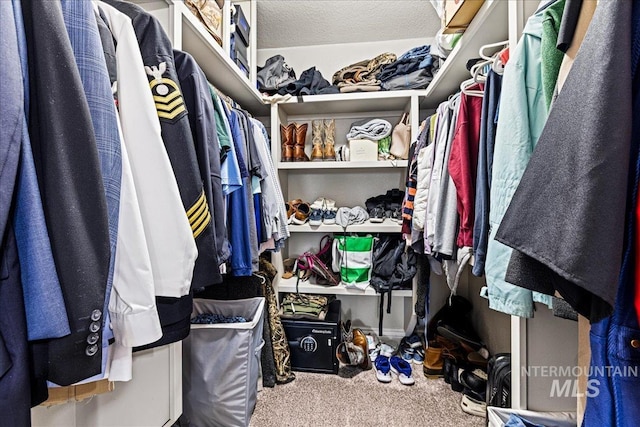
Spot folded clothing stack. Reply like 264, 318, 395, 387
377, 45, 438, 91
332, 52, 397, 93
257, 54, 297, 95
277, 66, 339, 96
346, 118, 392, 141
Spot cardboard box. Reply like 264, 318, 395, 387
348, 139, 378, 162
442, 0, 485, 33
281, 300, 341, 375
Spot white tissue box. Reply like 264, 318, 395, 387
348, 139, 378, 162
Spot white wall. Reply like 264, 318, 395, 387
258, 37, 433, 85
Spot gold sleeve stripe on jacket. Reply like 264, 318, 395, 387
157, 105, 186, 120
186, 190, 211, 239
186, 191, 206, 217
192, 210, 211, 239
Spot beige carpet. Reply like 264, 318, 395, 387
250, 366, 485, 427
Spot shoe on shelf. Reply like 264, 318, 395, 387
308, 207, 323, 226
374, 356, 392, 383
311, 120, 324, 161
290, 201, 311, 225
293, 122, 309, 162
369, 206, 386, 223
280, 123, 295, 162
323, 119, 337, 161
389, 355, 415, 386
323, 207, 337, 225
460, 394, 487, 418
308, 198, 324, 226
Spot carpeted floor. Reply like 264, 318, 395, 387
250, 366, 485, 427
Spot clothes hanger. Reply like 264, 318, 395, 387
479, 40, 509, 61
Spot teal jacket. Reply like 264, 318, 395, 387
484, 8, 554, 318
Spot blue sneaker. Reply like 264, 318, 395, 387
413, 347, 425, 365
398, 337, 414, 362
323, 207, 337, 225
374, 356, 392, 383
390, 355, 415, 385
308, 208, 323, 226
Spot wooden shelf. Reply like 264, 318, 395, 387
275, 91, 417, 116
419, 0, 509, 109
177, 1, 269, 115
277, 160, 408, 170
288, 218, 402, 233
277, 276, 412, 297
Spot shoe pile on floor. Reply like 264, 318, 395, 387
423, 295, 491, 418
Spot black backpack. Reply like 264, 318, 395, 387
487, 353, 511, 408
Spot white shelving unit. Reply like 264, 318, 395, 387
419, 0, 509, 109
278, 277, 413, 298
288, 219, 401, 234
271, 89, 420, 339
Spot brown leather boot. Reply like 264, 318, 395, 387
280, 123, 295, 162
423, 341, 444, 378
323, 119, 336, 161
310, 120, 324, 161
293, 123, 309, 161
352, 328, 372, 370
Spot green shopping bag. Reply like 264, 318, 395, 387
332, 235, 374, 290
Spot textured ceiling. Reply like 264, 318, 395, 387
256, 0, 441, 49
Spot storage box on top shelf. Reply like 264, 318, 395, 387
442, 0, 485, 34
281, 299, 341, 374
232, 3, 250, 46
348, 139, 378, 162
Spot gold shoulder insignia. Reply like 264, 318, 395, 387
145, 62, 187, 122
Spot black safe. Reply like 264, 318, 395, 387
281, 299, 341, 375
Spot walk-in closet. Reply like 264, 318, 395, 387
1, 0, 636, 426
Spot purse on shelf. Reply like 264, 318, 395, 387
295, 251, 340, 287
390, 112, 411, 160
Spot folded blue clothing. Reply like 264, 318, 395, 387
191, 313, 248, 324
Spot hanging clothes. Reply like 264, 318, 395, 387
483, 6, 553, 319
495, 0, 631, 324
103, 0, 221, 291
61, 0, 124, 383
22, 0, 112, 387
472, 70, 503, 277
11, 0, 69, 343
0, 1, 30, 424
448, 84, 484, 249
174, 49, 231, 274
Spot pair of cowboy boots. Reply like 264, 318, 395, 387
280, 120, 336, 162
280, 123, 308, 162
310, 119, 336, 161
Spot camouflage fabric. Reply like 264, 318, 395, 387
258, 258, 295, 384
